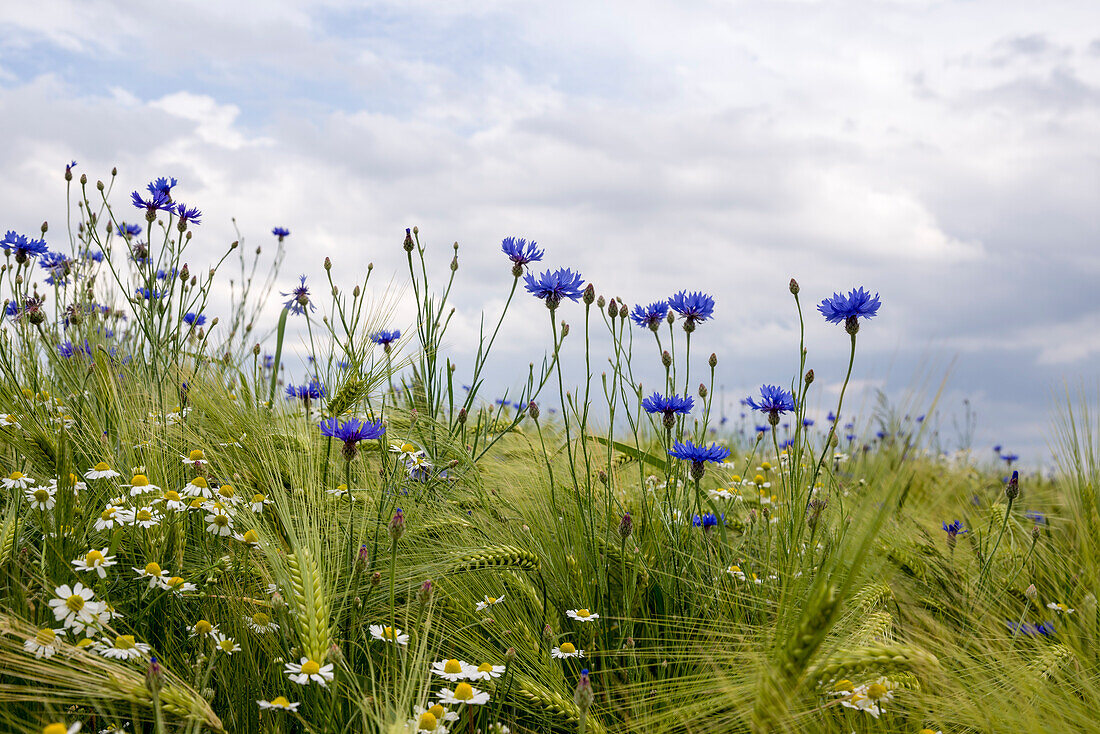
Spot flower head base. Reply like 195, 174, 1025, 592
641, 392, 694, 429
817, 287, 881, 335
523, 268, 585, 309
282, 275, 314, 315
668, 290, 715, 331
501, 237, 544, 272
630, 301, 670, 331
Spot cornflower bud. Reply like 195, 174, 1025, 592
528, 401, 539, 421
371, 571, 382, 586
542, 624, 554, 644
1005, 470, 1019, 501
709, 353, 717, 368
661, 350, 672, 368
80, 173, 87, 185
789, 278, 800, 295
40, 221, 48, 235
457, 408, 467, 425
596, 295, 606, 309
805, 369, 814, 385
505, 647, 516, 663
699, 383, 707, 399
356, 544, 369, 572
667, 311, 675, 325
583, 284, 595, 305
607, 300, 619, 318
389, 508, 406, 543
619, 512, 633, 539
574, 669, 594, 715
560, 322, 569, 338
403, 228, 414, 252
418, 579, 434, 606
1025, 583, 1038, 601
598, 470, 608, 485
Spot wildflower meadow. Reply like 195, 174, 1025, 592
1, 166, 1097, 734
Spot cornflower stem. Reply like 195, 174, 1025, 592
1011, 596, 1033, 641
807, 332, 857, 511
978, 496, 1015, 593
388, 540, 399, 630
683, 329, 691, 401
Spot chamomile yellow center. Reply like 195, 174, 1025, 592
189, 498, 204, 508
115, 635, 135, 650
866, 683, 888, 700
252, 612, 270, 626
754, 474, 765, 486
43, 724, 69, 734
300, 660, 320, 675
189, 449, 205, 461
730, 474, 742, 483
218, 485, 236, 498
144, 562, 162, 576
194, 620, 213, 635
252, 493, 266, 503
75, 638, 95, 648
559, 642, 576, 654
477, 662, 493, 673
443, 658, 463, 674
191, 477, 208, 489
65, 594, 84, 611
761, 461, 771, 471
418, 712, 438, 730
382, 626, 397, 639
9, 471, 23, 480
86, 550, 104, 564
271, 696, 291, 707
92, 461, 110, 471
167, 576, 185, 588
486, 597, 497, 604
164, 490, 181, 501
453, 682, 474, 701
131, 474, 149, 486
100, 508, 116, 520
575, 608, 591, 618
212, 514, 229, 527
35, 628, 56, 645
428, 704, 445, 719
242, 529, 260, 543
833, 679, 853, 692
218, 639, 235, 652
136, 509, 153, 522
33, 489, 49, 502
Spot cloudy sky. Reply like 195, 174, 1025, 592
1, 0, 1097, 466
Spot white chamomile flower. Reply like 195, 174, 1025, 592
161, 576, 197, 594
85, 462, 121, 480
551, 642, 584, 658
134, 561, 169, 588
475, 593, 505, 612
466, 662, 505, 681
212, 632, 241, 654
122, 474, 161, 497
98, 634, 150, 660
727, 564, 747, 581
3, 470, 34, 489
326, 484, 351, 499
205, 511, 234, 536
181, 449, 209, 467
94, 506, 121, 531
246, 611, 279, 633
127, 506, 162, 529
839, 680, 893, 719
182, 476, 214, 498
1048, 602, 1075, 614
566, 608, 599, 622
24, 627, 65, 658
72, 548, 117, 578
235, 529, 261, 546
390, 441, 418, 456
437, 682, 490, 706
155, 489, 187, 511
25, 485, 57, 511
284, 657, 334, 687
249, 492, 270, 513
431, 658, 472, 681
48, 582, 102, 632
369, 624, 410, 645
708, 487, 742, 501
258, 696, 300, 711
215, 484, 240, 503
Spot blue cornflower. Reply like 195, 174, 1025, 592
1025, 510, 1046, 525
630, 301, 669, 331
272, 226, 290, 241
146, 177, 178, 198
755, 424, 770, 434
2, 231, 49, 262
156, 267, 178, 281
817, 287, 881, 334
134, 287, 164, 300
692, 512, 722, 529
282, 275, 314, 315
501, 237, 544, 269
370, 329, 401, 350
524, 267, 585, 308
942, 520, 966, 537
262, 354, 275, 369
845, 433, 856, 442
183, 312, 206, 327
993, 444, 1002, 454
117, 223, 142, 237
131, 190, 173, 218
802, 418, 814, 427
66, 160, 77, 173
1006, 620, 1055, 637
57, 341, 76, 358
286, 382, 325, 402
745, 384, 797, 426
827, 411, 836, 422
320, 417, 385, 461
174, 203, 202, 228
668, 290, 714, 331
58, 340, 91, 359
40, 251, 72, 286
85, 249, 103, 263
641, 392, 694, 429
1002, 453, 1019, 466
669, 440, 731, 481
